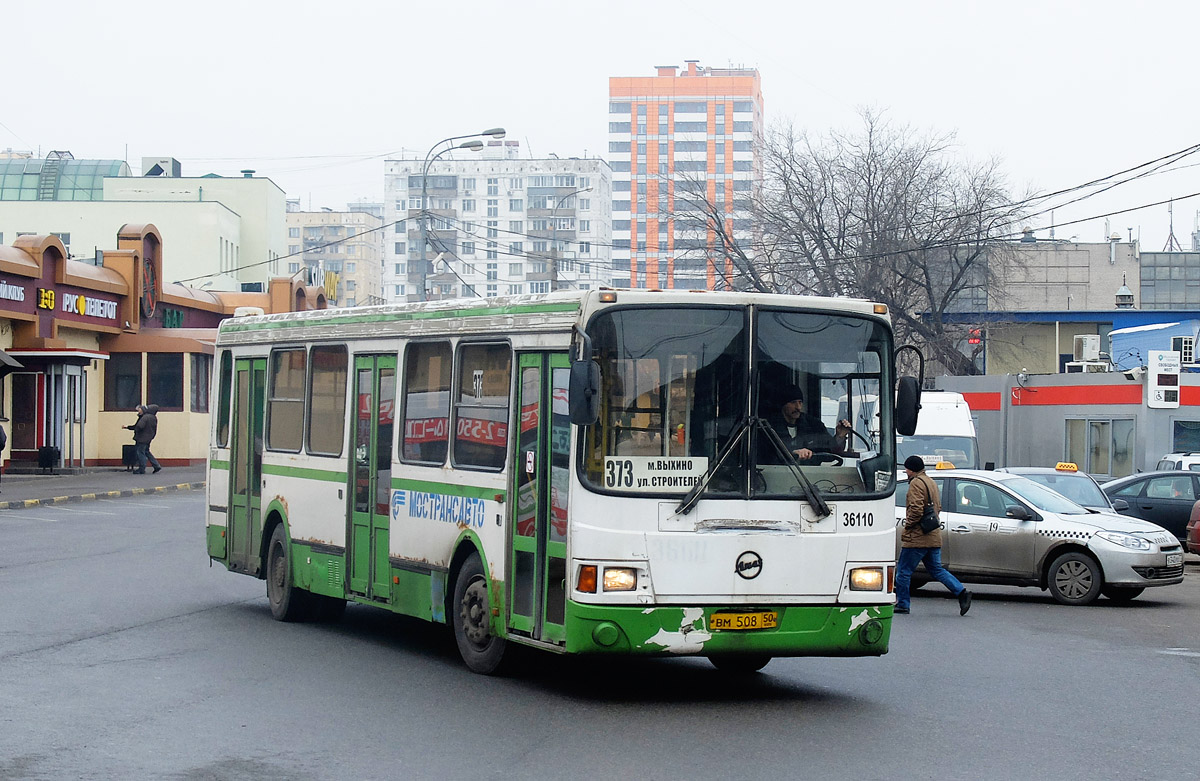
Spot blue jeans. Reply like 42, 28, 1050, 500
896, 547, 965, 610
134, 442, 160, 473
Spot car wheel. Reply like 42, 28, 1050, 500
451, 552, 508, 675
708, 654, 772, 673
1100, 586, 1145, 602
1047, 551, 1103, 605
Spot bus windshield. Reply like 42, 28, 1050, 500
582, 305, 895, 499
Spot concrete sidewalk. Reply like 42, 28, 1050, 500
0, 464, 206, 510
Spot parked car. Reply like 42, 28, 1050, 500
897, 469, 1184, 605
996, 463, 1128, 514
1187, 500, 1200, 555
1101, 470, 1198, 542
1155, 453, 1200, 471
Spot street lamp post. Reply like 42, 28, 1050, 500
549, 186, 591, 292
417, 127, 506, 301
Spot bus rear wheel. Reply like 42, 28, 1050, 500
708, 654, 772, 673
266, 524, 310, 622
452, 552, 507, 675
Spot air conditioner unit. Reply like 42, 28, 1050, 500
1171, 335, 1194, 364
1073, 334, 1101, 361
1065, 361, 1109, 373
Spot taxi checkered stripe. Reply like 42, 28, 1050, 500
1037, 529, 1092, 540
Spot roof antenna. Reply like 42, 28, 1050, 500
1164, 200, 1183, 251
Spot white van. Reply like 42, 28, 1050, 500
896, 391, 979, 470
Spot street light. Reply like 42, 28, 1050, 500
549, 186, 591, 291
417, 127, 507, 301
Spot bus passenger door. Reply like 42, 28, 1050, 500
509, 353, 571, 645
348, 355, 397, 600
228, 358, 266, 575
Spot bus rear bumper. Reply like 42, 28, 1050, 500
564, 601, 892, 658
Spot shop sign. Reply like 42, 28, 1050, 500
0, 279, 26, 302
36, 288, 118, 321
162, 307, 184, 328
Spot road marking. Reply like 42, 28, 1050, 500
1160, 648, 1200, 658
50, 505, 119, 516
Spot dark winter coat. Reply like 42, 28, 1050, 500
131, 406, 159, 445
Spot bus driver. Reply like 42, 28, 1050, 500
767, 384, 852, 463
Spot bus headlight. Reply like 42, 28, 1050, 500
603, 567, 638, 591
849, 567, 884, 591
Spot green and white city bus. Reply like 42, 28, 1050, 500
205, 289, 919, 674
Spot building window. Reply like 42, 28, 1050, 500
289, 227, 300, 238
105, 353, 142, 411
486, 263, 498, 281
487, 200, 498, 217
509, 242, 523, 256
509, 263, 522, 276
1065, 418, 1135, 478
395, 285, 405, 295
579, 198, 591, 211
509, 220, 523, 233
530, 281, 550, 294
507, 284, 523, 295
147, 353, 184, 411
461, 177, 476, 192
289, 246, 299, 255
462, 241, 475, 255
288, 262, 300, 273
579, 241, 591, 255
509, 199, 523, 211
267, 349, 306, 451
487, 178, 499, 196
579, 220, 591, 233
401, 341, 451, 464
462, 199, 475, 213
486, 284, 498, 297
509, 177, 523, 190
191, 354, 213, 413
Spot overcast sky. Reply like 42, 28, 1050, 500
5, 0, 1200, 256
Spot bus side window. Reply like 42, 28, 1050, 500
452, 343, 511, 470
267, 348, 306, 452
307, 345, 348, 456
402, 341, 452, 465
215, 351, 233, 447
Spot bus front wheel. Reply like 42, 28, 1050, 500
266, 524, 310, 622
452, 552, 507, 675
708, 654, 772, 673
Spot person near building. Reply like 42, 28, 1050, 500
764, 384, 852, 464
125, 404, 162, 475
896, 455, 972, 616
0, 421, 6, 491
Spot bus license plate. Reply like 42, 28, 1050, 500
710, 611, 778, 631
1166, 553, 1182, 566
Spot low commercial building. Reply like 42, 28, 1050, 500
0, 225, 321, 471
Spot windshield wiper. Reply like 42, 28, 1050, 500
675, 416, 831, 518
754, 418, 831, 518
676, 415, 752, 516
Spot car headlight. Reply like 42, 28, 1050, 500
1095, 531, 1152, 551
602, 567, 638, 591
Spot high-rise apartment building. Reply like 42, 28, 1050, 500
285, 206, 383, 307
608, 61, 764, 289
382, 142, 612, 302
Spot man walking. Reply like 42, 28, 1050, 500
126, 404, 162, 475
896, 455, 971, 616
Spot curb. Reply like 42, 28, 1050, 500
0, 481, 207, 511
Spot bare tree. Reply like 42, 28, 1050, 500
676, 109, 1025, 375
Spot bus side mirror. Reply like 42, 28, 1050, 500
895, 376, 921, 436
569, 360, 600, 425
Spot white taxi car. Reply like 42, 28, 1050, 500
895, 468, 1185, 605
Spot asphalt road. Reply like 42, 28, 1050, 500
1, 492, 1197, 780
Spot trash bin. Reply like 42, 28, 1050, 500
122, 444, 137, 472
38, 445, 60, 474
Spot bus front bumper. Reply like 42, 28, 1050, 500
564, 601, 892, 658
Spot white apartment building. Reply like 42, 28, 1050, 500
382, 142, 612, 302
285, 206, 384, 307
608, 61, 764, 290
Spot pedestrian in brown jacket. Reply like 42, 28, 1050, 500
895, 455, 971, 615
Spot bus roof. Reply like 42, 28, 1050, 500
215, 288, 890, 346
